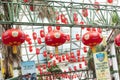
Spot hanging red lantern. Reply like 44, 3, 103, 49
83, 46, 87, 53
78, 57, 81, 62
30, 5, 34, 11
68, 67, 71, 71
62, 55, 65, 61
37, 65, 41, 71
43, 51, 47, 57
70, 52, 75, 58
86, 28, 91, 31
66, 35, 70, 41
114, 34, 120, 46
2, 28, 25, 54
58, 56, 62, 62
79, 64, 82, 68
25, 34, 31, 42
29, 45, 33, 52
45, 30, 66, 54
48, 26, 52, 32
76, 34, 80, 40
37, 37, 41, 44
49, 53, 53, 59
74, 66, 77, 71
82, 56, 85, 61
56, 22, 61, 30
80, 21, 84, 29
36, 48, 40, 55
61, 14, 65, 23
107, 0, 113, 3
23, 0, 28, 3
82, 8, 88, 17
77, 50, 80, 56
40, 30, 45, 38
94, 2, 100, 11
73, 13, 78, 24
28, 40, 32, 45
82, 31, 103, 53
32, 32, 37, 40
66, 53, 70, 60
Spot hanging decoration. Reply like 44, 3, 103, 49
114, 34, 120, 46
82, 31, 103, 53
82, 8, 88, 17
45, 30, 66, 54
107, 0, 113, 3
76, 34, 80, 40
2, 28, 25, 54
32, 32, 37, 40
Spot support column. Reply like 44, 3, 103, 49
110, 43, 120, 80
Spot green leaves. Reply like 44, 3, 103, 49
111, 11, 119, 24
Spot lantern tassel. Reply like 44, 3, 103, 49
13, 46, 17, 54
55, 46, 59, 54
9, 64, 13, 77
91, 46, 96, 53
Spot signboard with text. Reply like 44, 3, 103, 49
21, 61, 37, 80
93, 52, 111, 80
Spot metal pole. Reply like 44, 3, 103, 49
110, 43, 120, 80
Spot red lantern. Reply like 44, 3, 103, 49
73, 13, 78, 24
82, 56, 85, 61
23, 0, 28, 3
114, 34, 120, 46
45, 30, 66, 54
76, 34, 80, 40
107, 0, 113, 3
32, 32, 37, 40
28, 40, 32, 45
42, 64, 46, 69
2, 28, 25, 54
82, 8, 88, 17
49, 53, 53, 59
25, 34, 31, 42
86, 28, 91, 31
30, 5, 34, 11
80, 21, 84, 29
66, 53, 70, 60
83, 46, 87, 53
36, 48, 40, 55
29, 45, 33, 52
58, 56, 61, 62
48, 26, 52, 32
74, 66, 77, 71
56, 22, 61, 30
55, 54, 59, 60
66, 35, 70, 41
79, 64, 82, 68
61, 14, 65, 23
82, 31, 103, 47
94, 2, 100, 11
37, 65, 41, 71
70, 52, 75, 58
62, 55, 65, 61
78, 57, 81, 62
43, 51, 47, 57
40, 30, 45, 38
68, 67, 71, 71
37, 37, 41, 44
77, 50, 80, 56
56, 12, 60, 21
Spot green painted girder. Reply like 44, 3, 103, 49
0, 1, 120, 28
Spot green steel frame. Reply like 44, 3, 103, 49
0, 1, 120, 28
